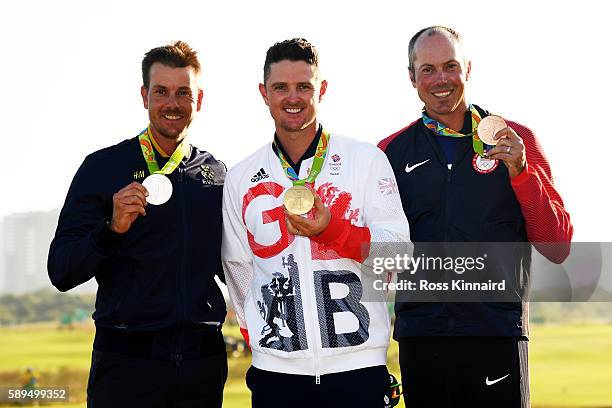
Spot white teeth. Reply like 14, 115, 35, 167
284, 108, 302, 114
433, 91, 452, 98
164, 115, 181, 120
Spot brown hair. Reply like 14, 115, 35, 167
142, 41, 201, 88
263, 38, 319, 84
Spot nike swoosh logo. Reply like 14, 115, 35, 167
485, 374, 509, 386
405, 159, 430, 173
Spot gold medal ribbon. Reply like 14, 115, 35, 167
273, 128, 331, 186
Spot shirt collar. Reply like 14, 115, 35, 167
272, 124, 322, 174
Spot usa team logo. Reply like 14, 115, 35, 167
472, 154, 499, 174
331, 154, 340, 162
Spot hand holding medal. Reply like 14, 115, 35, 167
480, 116, 527, 178
108, 126, 189, 234
285, 193, 331, 237
423, 107, 525, 177
109, 182, 149, 234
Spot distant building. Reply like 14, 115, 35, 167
0, 210, 97, 295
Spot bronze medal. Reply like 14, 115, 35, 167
477, 115, 507, 146
283, 186, 315, 215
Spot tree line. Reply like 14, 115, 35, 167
0, 289, 95, 325
1, 289, 611, 326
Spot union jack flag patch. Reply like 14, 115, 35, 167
378, 178, 398, 195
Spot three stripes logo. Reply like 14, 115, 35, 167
251, 168, 270, 182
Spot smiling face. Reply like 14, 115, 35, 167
259, 60, 327, 138
410, 31, 471, 128
140, 62, 203, 143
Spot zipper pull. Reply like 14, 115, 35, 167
175, 353, 183, 368
315, 374, 321, 385
178, 168, 184, 182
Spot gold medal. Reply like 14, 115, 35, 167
283, 186, 315, 215
477, 115, 507, 146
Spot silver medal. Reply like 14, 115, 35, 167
142, 174, 173, 205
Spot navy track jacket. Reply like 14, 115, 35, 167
48, 136, 227, 332
380, 106, 571, 338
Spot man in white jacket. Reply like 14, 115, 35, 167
222, 38, 410, 407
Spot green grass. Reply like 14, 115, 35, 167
529, 323, 612, 407
1, 323, 611, 407
0, 323, 94, 371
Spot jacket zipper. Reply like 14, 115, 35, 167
175, 167, 187, 367
444, 165, 452, 241
301, 176, 322, 384
300, 235, 322, 384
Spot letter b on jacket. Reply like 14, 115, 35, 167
314, 270, 370, 348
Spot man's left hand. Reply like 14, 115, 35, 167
485, 126, 526, 178
285, 193, 331, 237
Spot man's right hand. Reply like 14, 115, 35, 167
109, 182, 149, 234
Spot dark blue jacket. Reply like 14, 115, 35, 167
380, 108, 531, 338
48, 135, 227, 356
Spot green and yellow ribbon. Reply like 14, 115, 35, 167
273, 128, 331, 186
138, 125, 190, 175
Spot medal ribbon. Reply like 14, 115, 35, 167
422, 104, 485, 157
273, 129, 331, 186
138, 125, 190, 175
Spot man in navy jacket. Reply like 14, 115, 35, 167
379, 26, 573, 408
48, 41, 227, 407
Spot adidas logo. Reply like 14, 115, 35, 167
251, 168, 269, 182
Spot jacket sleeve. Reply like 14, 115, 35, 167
508, 121, 573, 263
311, 145, 411, 268
309, 213, 372, 262
361, 146, 412, 273
47, 155, 123, 292
221, 171, 254, 343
